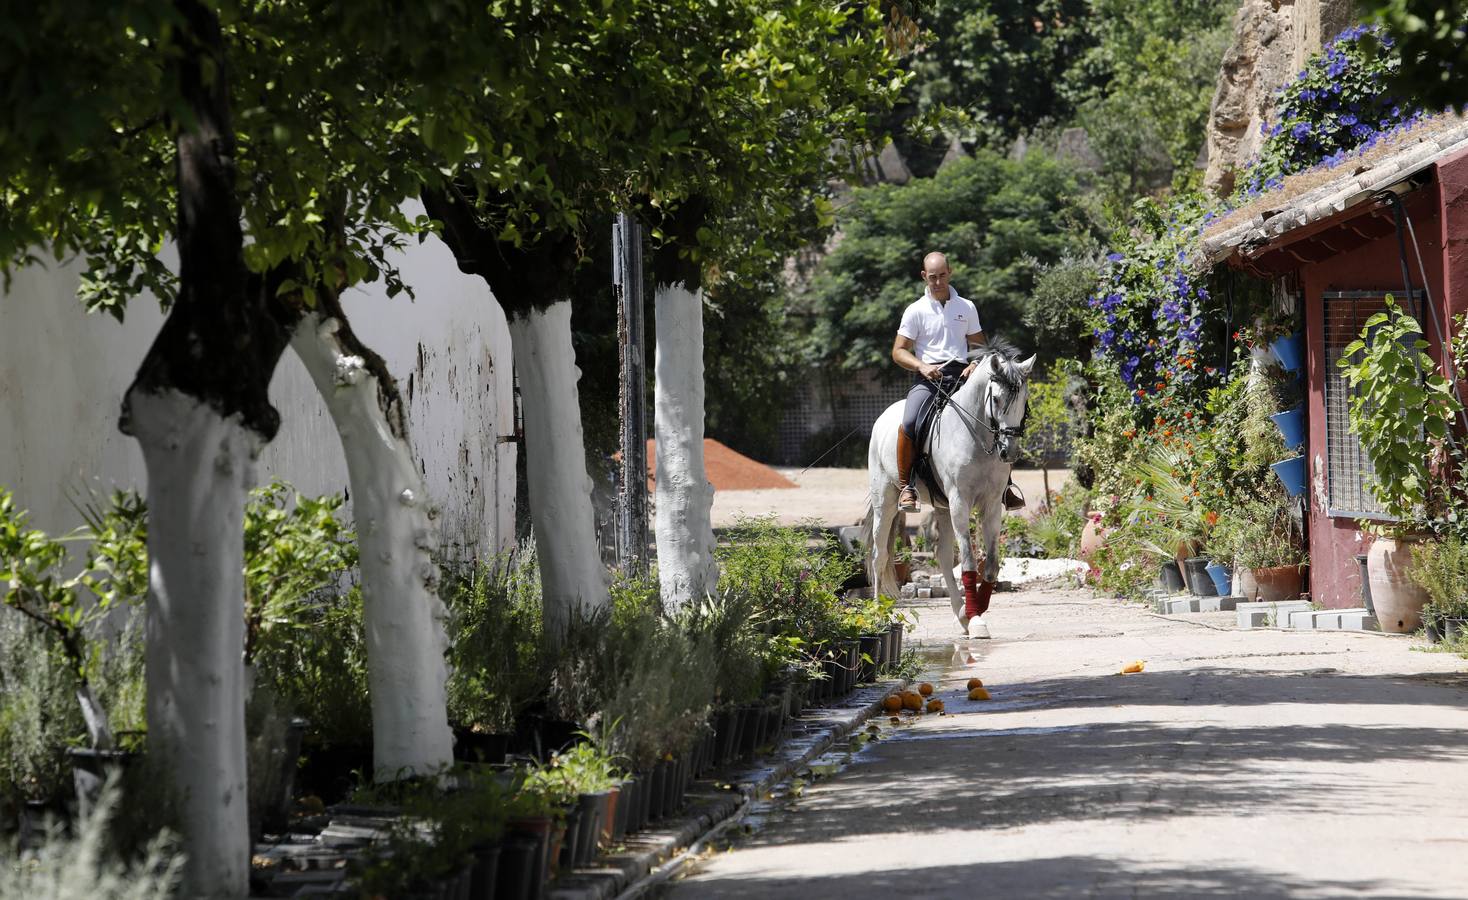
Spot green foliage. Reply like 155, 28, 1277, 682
1028, 484, 1093, 559
1072, 2, 1233, 209
1208, 498, 1307, 570
243, 482, 358, 664
443, 544, 545, 735
1027, 253, 1104, 363
680, 592, 768, 707
0, 775, 183, 900
898, 0, 1100, 150
253, 584, 372, 749
1364, 0, 1468, 113
0, 489, 146, 683
1412, 534, 1468, 619
716, 517, 852, 644
1022, 364, 1076, 468
1338, 295, 1461, 525
0, 616, 82, 803
800, 150, 1099, 370
599, 616, 714, 771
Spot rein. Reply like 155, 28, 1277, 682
930, 366, 1027, 456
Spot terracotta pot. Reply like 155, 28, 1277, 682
1249, 566, 1303, 603
1236, 567, 1259, 600
1078, 514, 1107, 560
894, 561, 912, 584
1368, 537, 1430, 634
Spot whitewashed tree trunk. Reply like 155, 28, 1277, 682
130, 389, 255, 898
506, 301, 608, 642
290, 312, 453, 780
654, 281, 718, 610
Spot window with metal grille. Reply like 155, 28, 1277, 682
1322, 290, 1422, 520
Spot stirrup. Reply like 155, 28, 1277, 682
898, 485, 919, 512
1003, 482, 1025, 512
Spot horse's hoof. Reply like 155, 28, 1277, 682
956, 615, 970, 634
967, 617, 991, 640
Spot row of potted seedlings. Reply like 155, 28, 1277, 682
249, 614, 909, 898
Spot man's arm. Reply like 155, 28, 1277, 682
893, 335, 941, 381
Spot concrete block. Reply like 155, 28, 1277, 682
1289, 609, 1318, 630
917, 587, 932, 599
1336, 609, 1379, 631
1164, 597, 1201, 614
1197, 596, 1241, 612
1236, 600, 1311, 629
1312, 612, 1343, 630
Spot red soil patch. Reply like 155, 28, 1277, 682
644, 438, 796, 491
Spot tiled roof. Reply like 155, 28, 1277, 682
1196, 117, 1468, 268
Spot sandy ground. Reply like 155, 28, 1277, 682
665, 583, 1468, 899
710, 467, 1072, 529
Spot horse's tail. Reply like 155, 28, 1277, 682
859, 500, 876, 586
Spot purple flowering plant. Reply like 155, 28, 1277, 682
1241, 25, 1423, 195
1088, 195, 1219, 413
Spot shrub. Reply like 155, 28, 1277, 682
443, 542, 546, 735
1412, 535, 1468, 620
0, 775, 182, 900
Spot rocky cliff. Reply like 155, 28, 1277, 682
1203, 0, 1358, 197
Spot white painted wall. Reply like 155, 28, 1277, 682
0, 211, 516, 558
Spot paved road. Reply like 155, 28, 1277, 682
665, 580, 1468, 898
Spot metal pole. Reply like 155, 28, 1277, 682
615, 212, 649, 574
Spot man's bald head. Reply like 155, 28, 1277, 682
921, 251, 951, 300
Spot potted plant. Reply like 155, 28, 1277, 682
1208, 499, 1307, 601
1410, 534, 1468, 642
1338, 296, 1461, 633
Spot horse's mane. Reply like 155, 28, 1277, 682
967, 335, 1027, 391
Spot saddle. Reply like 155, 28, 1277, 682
911, 371, 963, 510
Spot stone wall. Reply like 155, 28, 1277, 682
1203, 0, 1358, 197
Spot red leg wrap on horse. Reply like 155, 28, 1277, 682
976, 579, 995, 617
962, 571, 980, 618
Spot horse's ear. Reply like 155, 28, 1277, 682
988, 355, 1002, 374
1019, 355, 1037, 378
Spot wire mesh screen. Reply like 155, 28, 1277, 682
775, 370, 909, 466
1322, 290, 1421, 519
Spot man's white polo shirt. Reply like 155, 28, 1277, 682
897, 289, 982, 365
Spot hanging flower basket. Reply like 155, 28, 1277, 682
1269, 406, 1306, 451
1270, 332, 1305, 373
1271, 455, 1308, 496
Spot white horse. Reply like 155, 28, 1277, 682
867, 344, 1035, 638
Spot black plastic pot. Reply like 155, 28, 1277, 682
890, 620, 904, 664
453, 728, 511, 765
558, 804, 583, 871
1446, 617, 1468, 642
296, 739, 372, 806
1159, 560, 1185, 593
660, 758, 679, 818
18, 798, 54, 852
858, 634, 883, 683
645, 765, 666, 822
503, 818, 551, 900
842, 640, 860, 693
1355, 553, 1374, 615
260, 717, 307, 835
1425, 612, 1445, 643
1182, 557, 1217, 597
66, 746, 137, 821
713, 707, 739, 767
574, 792, 604, 867
470, 842, 502, 900
737, 704, 762, 759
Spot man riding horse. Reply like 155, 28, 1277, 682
892, 251, 1025, 514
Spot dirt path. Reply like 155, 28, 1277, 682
663, 580, 1468, 898
710, 467, 1071, 529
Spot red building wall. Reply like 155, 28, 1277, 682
1299, 186, 1446, 608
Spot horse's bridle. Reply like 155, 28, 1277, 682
933, 370, 1027, 458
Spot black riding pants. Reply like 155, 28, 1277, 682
901, 360, 967, 440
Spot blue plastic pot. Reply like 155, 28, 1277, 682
1271, 455, 1307, 497
1269, 406, 1306, 450
1204, 562, 1232, 597
1271, 332, 1305, 373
